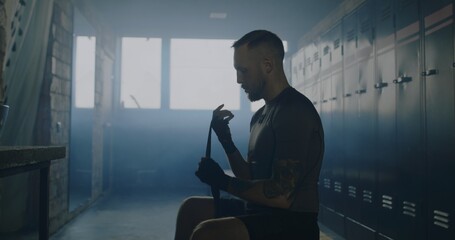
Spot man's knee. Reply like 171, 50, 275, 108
179, 196, 212, 214
190, 218, 249, 240
191, 219, 218, 240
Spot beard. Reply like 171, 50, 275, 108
246, 77, 266, 102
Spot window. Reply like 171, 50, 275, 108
170, 39, 239, 110
74, 36, 96, 108
121, 37, 162, 109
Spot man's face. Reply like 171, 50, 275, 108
233, 45, 266, 102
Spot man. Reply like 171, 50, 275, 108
174, 30, 324, 240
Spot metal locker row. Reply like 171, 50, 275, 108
292, 0, 455, 239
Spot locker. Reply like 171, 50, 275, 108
374, 0, 399, 238
329, 23, 345, 217
319, 29, 334, 209
342, 10, 362, 223
395, 0, 426, 239
423, 1, 455, 239
356, 0, 377, 231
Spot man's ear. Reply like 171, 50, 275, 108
263, 57, 273, 74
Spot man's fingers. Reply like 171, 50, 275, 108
213, 106, 234, 121
214, 104, 224, 112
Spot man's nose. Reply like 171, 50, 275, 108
236, 74, 243, 84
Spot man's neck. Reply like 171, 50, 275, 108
263, 74, 290, 103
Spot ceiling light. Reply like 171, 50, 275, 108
210, 12, 227, 19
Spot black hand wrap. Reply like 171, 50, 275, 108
195, 157, 231, 191
211, 118, 237, 154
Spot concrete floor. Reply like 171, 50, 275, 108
50, 189, 344, 240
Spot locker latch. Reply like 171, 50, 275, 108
421, 69, 438, 77
374, 82, 388, 89
393, 76, 412, 84
355, 89, 367, 94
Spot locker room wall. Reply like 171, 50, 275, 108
291, 0, 455, 239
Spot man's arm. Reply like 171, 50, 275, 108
226, 158, 301, 209
226, 150, 251, 180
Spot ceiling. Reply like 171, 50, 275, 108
82, 0, 343, 52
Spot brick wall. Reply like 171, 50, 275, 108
47, 0, 73, 233
35, 0, 116, 234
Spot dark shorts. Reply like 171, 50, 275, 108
217, 198, 319, 240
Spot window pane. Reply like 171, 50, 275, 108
121, 37, 162, 109
74, 36, 96, 108
170, 39, 239, 110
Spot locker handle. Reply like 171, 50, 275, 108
421, 69, 438, 77
393, 76, 412, 84
330, 97, 337, 101
355, 89, 366, 94
344, 93, 352, 97
321, 99, 328, 103
374, 82, 388, 89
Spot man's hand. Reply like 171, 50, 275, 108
195, 157, 230, 191
212, 104, 237, 154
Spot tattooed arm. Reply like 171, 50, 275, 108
225, 158, 302, 209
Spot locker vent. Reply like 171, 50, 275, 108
323, 178, 331, 189
360, 19, 372, 33
306, 57, 312, 66
402, 201, 416, 217
363, 190, 373, 203
347, 29, 356, 42
381, 5, 392, 22
348, 186, 357, 198
323, 46, 330, 56
313, 52, 320, 61
334, 39, 341, 49
433, 210, 450, 229
334, 181, 342, 193
382, 195, 393, 210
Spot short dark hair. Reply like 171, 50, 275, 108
232, 30, 285, 60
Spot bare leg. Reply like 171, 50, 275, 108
190, 217, 249, 240
174, 197, 215, 240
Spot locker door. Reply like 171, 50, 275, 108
374, 0, 399, 239
342, 10, 361, 223
395, 0, 426, 239
320, 31, 333, 209
423, 1, 455, 239
356, 1, 377, 233
329, 23, 345, 214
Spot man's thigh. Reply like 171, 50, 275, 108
192, 217, 249, 240
237, 212, 319, 240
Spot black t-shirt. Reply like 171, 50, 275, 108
248, 87, 324, 212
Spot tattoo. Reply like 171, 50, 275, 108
263, 159, 301, 199
230, 178, 255, 193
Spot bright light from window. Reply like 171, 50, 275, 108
121, 37, 162, 109
74, 36, 96, 108
170, 39, 239, 110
